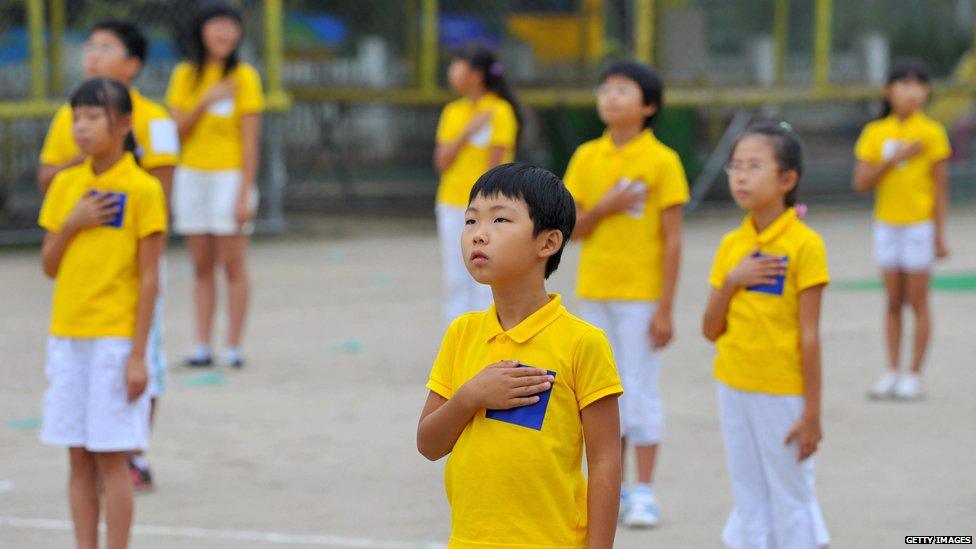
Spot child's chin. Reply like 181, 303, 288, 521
466, 270, 495, 285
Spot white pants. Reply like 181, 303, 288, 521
146, 255, 167, 398
874, 221, 934, 273
580, 300, 663, 445
717, 382, 830, 549
436, 204, 493, 323
40, 337, 151, 452
173, 166, 259, 236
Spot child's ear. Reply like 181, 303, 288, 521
537, 229, 564, 259
779, 169, 799, 195
642, 103, 658, 122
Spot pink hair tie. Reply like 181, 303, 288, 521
489, 62, 504, 77
795, 203, 808, 218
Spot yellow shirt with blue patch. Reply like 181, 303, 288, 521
39, 153, 167, 338
427, 294, 623, 548
708, 208, 830, 395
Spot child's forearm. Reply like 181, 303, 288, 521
572, 205, 607, 240
130, 264, 159, 359
240, 114, 261, 190
933, 161, 949, 239
41, 228, 77, 279
586, 457, 619, 549
853, 159, 895, 193
658, 216, 682, 313
417, 391, 478, 461
702, 282, 737, 341
799, 331, 822, 418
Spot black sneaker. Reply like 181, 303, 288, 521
128, 458, 154, 492
183, 355, 213, 367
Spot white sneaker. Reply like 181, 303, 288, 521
868, 372, 899, 399
622, 488, 659, 528
894, 374, 923, 400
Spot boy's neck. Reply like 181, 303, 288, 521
90, 148, 125, 176
894, 109, 915, 121
467, 88, 487, 102
608, 123, 645, 148
751, 201, 788, 233
491, 282, 552, 331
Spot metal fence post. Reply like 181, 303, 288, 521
635, 0, 656, 66
814, 0, 832, 87
28, 0, 48, 100
774, 0, 789, 85
420, 0, 439, 93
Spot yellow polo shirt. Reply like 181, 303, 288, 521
39, 153, 167, 338
854, 112, 951, 224
708, 208, 830, 395
165, 61, 264, 170
564, 129, 689, 301
435, 92, 518, 207
39, 88, 179, 171
427, 294, 623, 549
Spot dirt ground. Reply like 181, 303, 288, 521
2, 203, 974, 548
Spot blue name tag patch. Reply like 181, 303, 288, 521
746, 252, 788, 296
87, 191, 127, 228
486, 367, 556, 431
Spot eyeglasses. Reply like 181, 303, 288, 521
724, 161, 773, 176
82, 42, 123, 56
596, 84, 638, 97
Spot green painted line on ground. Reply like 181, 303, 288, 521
833, 273, 976, 292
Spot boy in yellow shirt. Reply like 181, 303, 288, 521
37, 19, 177, 490
39, 78, 167, 549
418, 163, 624, 549
564, 60, 688, 527
853, 60, 951, 400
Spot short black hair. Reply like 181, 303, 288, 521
599, 60, 663, 128
91, 20, 148, 65
730, 122, 804, 207
70, 77, 137, 154
881, 59, 931, 118
469, 163, 576, 279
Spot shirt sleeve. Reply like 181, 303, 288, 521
573, 328, 623, 410
489, 101, 517, 149
135, 178, 168, 239
38, 106, 76, 166
435, 104, 454, 144
237, 65, 265, 114
795, 232, 831, 291
708, 235, 731, 289
562, 147, 588, 209
927, 123, 952, 162
426, 320, 460, 399
165, 64, 191, 111
854, 125, 882, 163
658, 152, 690, 210
38, 174, 70, 232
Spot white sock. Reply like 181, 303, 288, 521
190, 344, 211, 360
224, 347, 243, 362
130, 455, 149, 469
633, 483, 654, 498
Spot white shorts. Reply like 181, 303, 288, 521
717, 382, 829, 549
580, 300, 663, 445
874, 221, 934, 272
436, 204, 493, 324
40, 337, 151, 452
173, 166, 259, 236
147, 255, 167, 399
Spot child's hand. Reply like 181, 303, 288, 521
726, 252, 786, 289
936, 234, 950, 259
595, 183, 645, 216
458, 360, 553, 410
891, 141, 924, 164
64, 192, 118, 232
236, 192, 254, 227
462, 111, 492, 140
649, 308, 673, 349
203, 80, 237, 106
125, 355, 149, 402
784, 413, 822, 461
